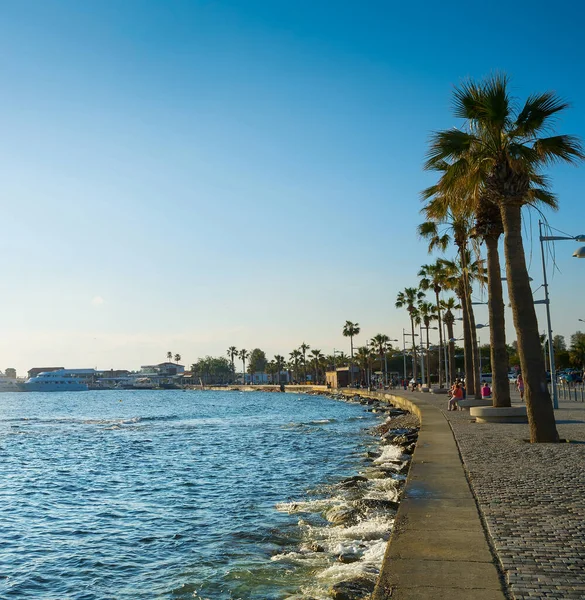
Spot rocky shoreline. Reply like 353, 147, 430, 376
278, 390, 420, 600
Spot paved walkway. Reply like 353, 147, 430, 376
385, 389, 585, 600
368, 390, 506, 600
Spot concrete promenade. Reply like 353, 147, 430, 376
356, 388, 585, 600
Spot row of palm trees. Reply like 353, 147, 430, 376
410, 74, 583, 443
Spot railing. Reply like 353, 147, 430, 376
557, 380, 585, 402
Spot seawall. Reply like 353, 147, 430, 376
205, 384, 506, 598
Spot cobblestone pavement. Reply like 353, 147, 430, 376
414, 390, 585, 600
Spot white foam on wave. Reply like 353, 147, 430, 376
275, 497, 344, 514
373, 445, 403, 464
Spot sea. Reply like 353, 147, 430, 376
0, 389, 406, 599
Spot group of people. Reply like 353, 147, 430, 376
447, 374, 526, 410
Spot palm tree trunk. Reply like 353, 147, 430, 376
446, 315, 455, 384
435, 290, 444, 388
485, 234, 511, 408
459, 248, 481, 398
459, 286, 473, 390
350, 338, 354, 386
426, 326, 431, 388
410, 316, 418, 381
500, 203, 559, 442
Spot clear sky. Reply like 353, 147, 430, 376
1, 0, 584, 375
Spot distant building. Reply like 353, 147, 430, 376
4, 368, 16, 379
27, 367, 64, 379
326, 366, 360, 388
141, 362, 185, 376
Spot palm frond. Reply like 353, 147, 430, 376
514, 92, 570, 137
425, 129, 476, 170
532, 135, 585, 166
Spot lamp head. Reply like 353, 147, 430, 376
573, 246, 585, 258
575, 235, 585, 243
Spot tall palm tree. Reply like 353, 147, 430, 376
310, 349, 324, 384
227, 347, 238, 375
238, 349, 249, 384
418, 300, 437, 388
418, 260, 450, 388
174, 353, 181, 364
299, 343, 310, 383
426, 76, 583, 442
342, 321, 360, 386
167, 351, 172, 363
371, 333, 390, 385
441, 296, 461, 384
396, 289, 425, 381
274, 354, 285, 385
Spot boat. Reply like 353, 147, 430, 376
0, 375, 21, 392
22, 369, 94, 392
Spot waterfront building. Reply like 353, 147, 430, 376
27, 367, 64, 379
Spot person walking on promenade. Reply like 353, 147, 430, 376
517, 373, 525, 401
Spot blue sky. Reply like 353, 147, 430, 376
1, 0, 584, 374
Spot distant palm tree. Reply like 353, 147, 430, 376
440, 296, 461, 384
167, 351, 172, 363
342, 321, 360, 386
396, 289, 425, 381
174, 353, 181, 364
354, 346, 373, 387
239, 349, 249, 384
299, 342, 310, 383
418, 300, 437, 388
310, 349, 324, 384
274, 354, 285, 385
289, 349, 302, 382
227, 347, 238, 376
371, 333, 390, 385
418, 260, 450, 388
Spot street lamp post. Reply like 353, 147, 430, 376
539, 221, 585, 409
402, 329, 418, 381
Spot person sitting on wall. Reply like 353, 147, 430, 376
481, 383, 491, 399
448, 383, 463, 411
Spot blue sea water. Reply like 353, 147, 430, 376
0, 390, 396, 599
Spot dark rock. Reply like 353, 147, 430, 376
326, 506, 360, 526
339, 475, 369, 486
307, 541, 325, 552
367, 451, 382, 459
337, 552, 360, 563
331, 577, 376, 600
403, 443, 416, 455
356, 498, 400, 512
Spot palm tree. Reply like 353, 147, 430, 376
266, 360, 277, 383
289, 349, 302, 382
441, 296, 461, 384
167, 351, 172, 363
396, 289, 425, 381
371, 333, 390, 385
418, 300, 437, 388
342, 321, 360, 386
426, 76, 583, 442
418, 260, 450, 388
299, 343, 310, 383
227, 347, 238, 375
174, 353, 181, 364
418, 214, 482, 399
238, 349, 249, 384
354, 346, 371, 387
274, 354, 285, 385
310, 349, 324, 384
